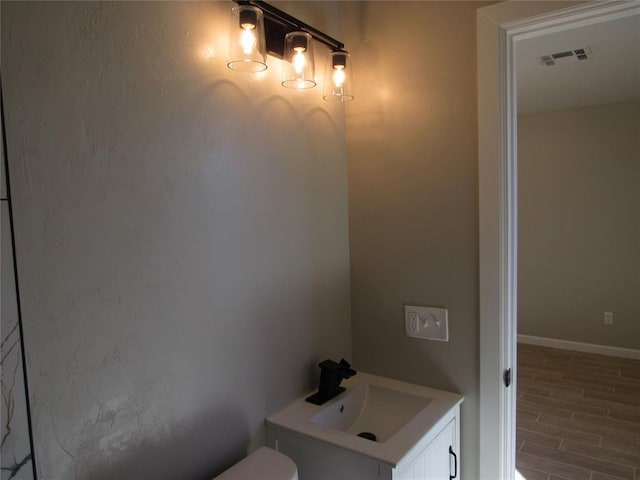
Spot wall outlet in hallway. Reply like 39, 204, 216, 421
604, 312, 614, 325
404, 305, 449, 341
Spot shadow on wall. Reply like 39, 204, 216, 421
80, 405, 249, 480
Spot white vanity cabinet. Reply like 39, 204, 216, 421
392, 410, 459, 480
267, 403, 460, 480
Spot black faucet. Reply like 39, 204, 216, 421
305, 358, 357, 405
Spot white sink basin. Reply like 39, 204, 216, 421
310, 384, 432, 443
266, 372, 463, 467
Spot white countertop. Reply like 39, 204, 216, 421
266, 372, 464, 467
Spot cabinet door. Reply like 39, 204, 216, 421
394, 419, 458, 480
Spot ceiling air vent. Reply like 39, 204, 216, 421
538, 47, 593, 66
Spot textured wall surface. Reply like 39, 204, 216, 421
2, 117, 34, 479
519, 100, 640, 349
1, 2, 351, 479
344, 2, 486, 477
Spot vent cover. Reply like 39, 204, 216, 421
539, 47, 593, 66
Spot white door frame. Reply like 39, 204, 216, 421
477, 1, 640, 478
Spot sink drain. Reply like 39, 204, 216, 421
357, 432, 377, 442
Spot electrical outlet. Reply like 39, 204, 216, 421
404, 305, 449, 341
604, 312, 613, 325
408, 312, 420, 334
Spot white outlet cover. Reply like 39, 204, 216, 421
604, 312, 614, 325
408, 312, 420, 334
404, 305, 449, 341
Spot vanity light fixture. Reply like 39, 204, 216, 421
227, 4, 267, 72
282, 32, 315, 89
323, 50, 354, 102
227, 0, 354, 100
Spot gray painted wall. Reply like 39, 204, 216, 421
1, 2, 351, 478
2, 101, 35, 479
344, 2, 486, 477
518, 100, 640, 349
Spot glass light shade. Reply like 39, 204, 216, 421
323, 51, 354, 102
282, 32, 316, 89
227, 5, 267, 73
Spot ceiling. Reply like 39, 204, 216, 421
516, 12, 640, 115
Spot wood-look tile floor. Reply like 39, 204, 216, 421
516, 343, 640, 480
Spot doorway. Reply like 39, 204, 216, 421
478, 1, 640, 479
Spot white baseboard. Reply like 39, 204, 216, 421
518, 334, 640, 360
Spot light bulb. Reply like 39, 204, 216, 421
293, 48, 306, 75
240, 27, 256, 55
333, 67, 345, 87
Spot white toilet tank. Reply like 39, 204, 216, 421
213, 447, 298, 480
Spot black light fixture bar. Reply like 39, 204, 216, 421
233, 0, 345, 58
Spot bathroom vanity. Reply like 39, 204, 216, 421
266, 373, 463, 480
